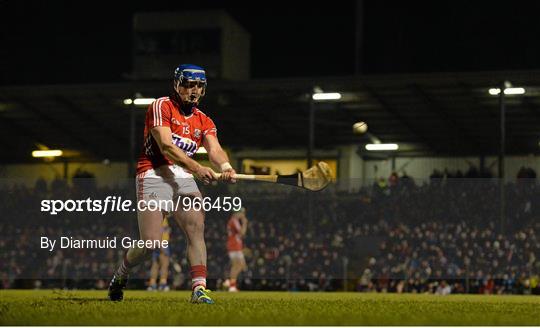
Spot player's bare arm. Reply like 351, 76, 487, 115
203, 134, 236, 183
151, 126, 216, 183
240, 215, 248, 236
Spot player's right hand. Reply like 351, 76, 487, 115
193, 165, 217, 184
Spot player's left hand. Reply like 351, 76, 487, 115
220, 168, 237, 183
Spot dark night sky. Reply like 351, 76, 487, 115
1, 1, 540, 85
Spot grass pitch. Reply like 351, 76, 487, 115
1, 290, 539, 325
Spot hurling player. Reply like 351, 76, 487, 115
109, 64, 236, 304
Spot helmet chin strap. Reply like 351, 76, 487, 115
181, 100, 196, 115
181, 94, 200, 114
172, 81, 202, 115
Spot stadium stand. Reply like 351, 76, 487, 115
1, 173, 538, 295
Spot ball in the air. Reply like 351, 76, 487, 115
353, 121, 368, 134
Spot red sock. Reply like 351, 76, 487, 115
190, 265, 207, 290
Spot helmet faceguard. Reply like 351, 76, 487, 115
172, 64, 207, 114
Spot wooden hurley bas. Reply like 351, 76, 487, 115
215, 162, 333, 192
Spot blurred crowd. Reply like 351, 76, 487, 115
0, 170, 539, 295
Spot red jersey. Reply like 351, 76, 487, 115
227, 216, 243, 251
136, 97, 217, 175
